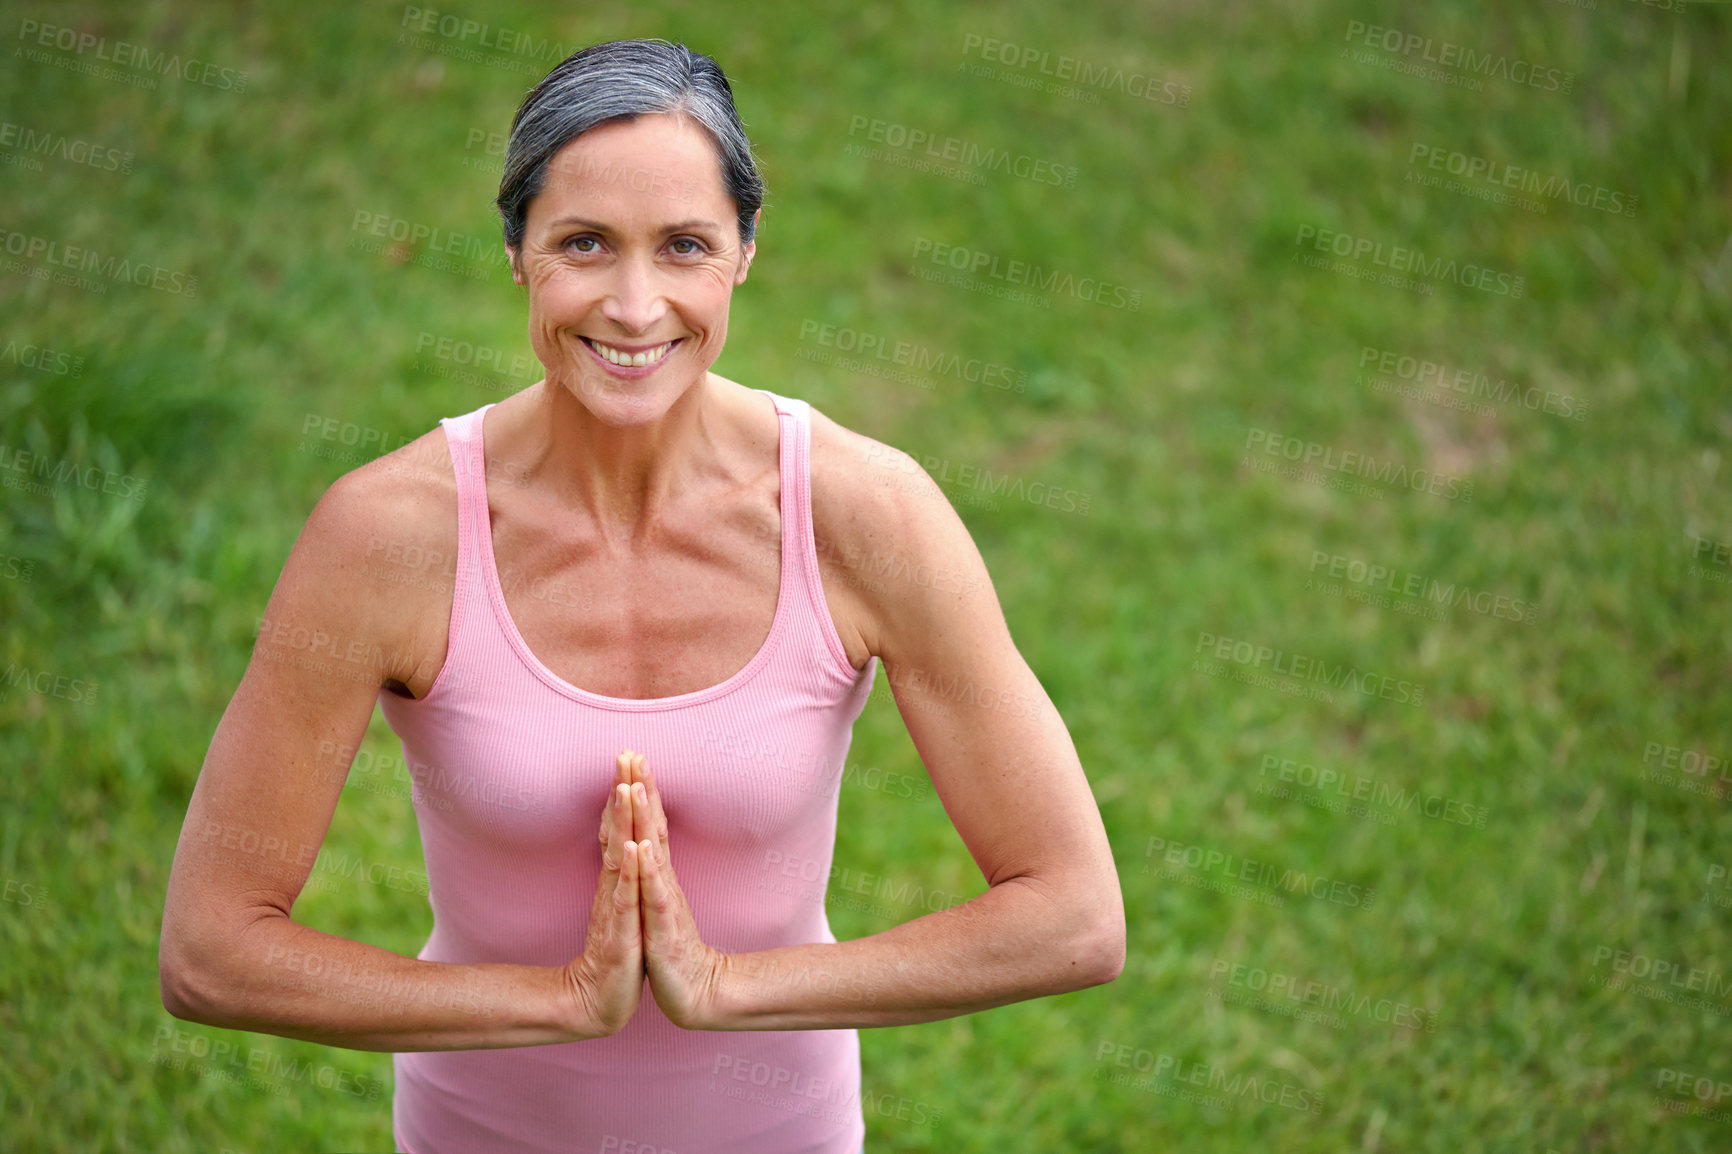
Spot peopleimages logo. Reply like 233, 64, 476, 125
0, 443, 149, 502
1358, 345, 1587, 422
1194, 629, 1425, 706
1342, 21, 1575, 93
1294, 225, 1525, 298
16, 19, 249, 91
1, 664, 98, 705
1244, 428, 1474, 502
398, 6, 580, 65
0, 121, 133, 173
0, 339, 84, 377
1256, 754, 1489, 828
1654, 1067, 1732, 1123
350, 210, 506, 266
0, 229, 196, 296
1207, 959, 1440, 1032
1307, 550, 1537, 625
1092, 1041, 1325, 1114
1639, 739, 1731, 799
1589, 945, 1732, 999
910, 237, 1140, 310
866, 441, 1092, 517
1406, 143, 1636, 217
797, 320, 1026, 393
961, 35, 1191, 106
1144, 835, 1379, 910
846, 115, 1078, 188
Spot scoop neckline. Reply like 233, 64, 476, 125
471, 389, 793, 711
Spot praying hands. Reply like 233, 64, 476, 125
559, 751, 731, 1037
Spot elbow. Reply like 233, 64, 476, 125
161, 978, 201, 1023
1062, 883, 1125, 990
159, 938, 215, 1023
1070, 916, 1125, 989
1019, 871, 1125, 993
1094, 868, 1128, 984
159, 896, 289, 1025
159, 921, 234, 1025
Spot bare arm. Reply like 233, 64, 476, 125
644, 415, 1124, 1030
159, 443, 642, 1051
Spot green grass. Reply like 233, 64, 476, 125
2, 0, 1728, 1150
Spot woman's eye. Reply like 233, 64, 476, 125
670, 238, 702, 255
566, 235, 600, 254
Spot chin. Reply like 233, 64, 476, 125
555, 370, 699, 426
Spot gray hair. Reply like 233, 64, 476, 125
496, 39, 766, 250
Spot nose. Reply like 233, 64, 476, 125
598, 256, 668, 336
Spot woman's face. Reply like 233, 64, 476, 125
508, 111, 755, 426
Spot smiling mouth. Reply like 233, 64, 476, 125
581, 337, 679, 368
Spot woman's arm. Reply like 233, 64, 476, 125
159, 449, 640, 1051
642, 416, 1124, 1030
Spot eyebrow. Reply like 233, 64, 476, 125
544, 216, 723, 234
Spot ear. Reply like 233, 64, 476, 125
506, 245, 525, 286
733, 210, 760, 286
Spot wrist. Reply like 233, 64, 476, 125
548, 963, 623, 1042
703, 950, 740, 1030
666, 949, 740, 1031
702, 949, 770, 1030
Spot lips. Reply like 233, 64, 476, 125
581, 337, 678, 368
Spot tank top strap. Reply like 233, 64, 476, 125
758, 388, 862, 683
437, 402, 494, 575
422, 403, 495, 696
762, 388, 810, 559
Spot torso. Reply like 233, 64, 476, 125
368, 377, 875, 702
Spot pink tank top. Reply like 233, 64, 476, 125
377, 389, 877, 1154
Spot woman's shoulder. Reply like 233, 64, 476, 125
321, 422, 460, 538
798, 395, 996, 666
803, 399, 947, 530
256, 418, 462, 699
292, 422, 461, 606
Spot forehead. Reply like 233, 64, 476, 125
528, 112, 732, 230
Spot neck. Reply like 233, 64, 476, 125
515, 372, 724, 538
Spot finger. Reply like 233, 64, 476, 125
600, 784, 633, 897
600, 752, 632, 845
589, 795, 621, 932
632, 782, 653, 845
613, 782, 634, 860
638, 838, 679, 927
615, 839, 640, 916
603, 841, 641, 965
630, 756, 672, 854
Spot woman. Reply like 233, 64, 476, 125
159, 38, 1123, 1154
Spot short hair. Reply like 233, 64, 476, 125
496, 39, 766, 249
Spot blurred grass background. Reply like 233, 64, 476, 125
1, 0, 1728, 1150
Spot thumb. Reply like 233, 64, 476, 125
638, 839, 673, 936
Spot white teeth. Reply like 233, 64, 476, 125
588, 339, 673, 368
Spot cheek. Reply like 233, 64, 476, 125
528, 267, 587, 308
683, 273, 738, 330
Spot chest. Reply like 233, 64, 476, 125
487, 486, 789, 701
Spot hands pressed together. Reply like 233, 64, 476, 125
560, 751, 730, 1038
